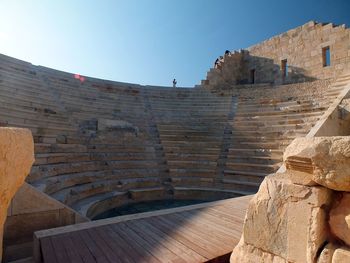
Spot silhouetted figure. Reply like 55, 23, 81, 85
225, 50, 231, 56
214, 58, 219, 68
173, 79, 177, 88
219, 56, 224, 65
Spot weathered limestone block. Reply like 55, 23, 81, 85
274, 170, 318, 186
231, 175, 332, 263
231, 237, 289, 263
0, 128, 34, 258
317, 243, 339, 263
284, 137, 350, 191
329, 193, 350, 246
332, 247, 350, 262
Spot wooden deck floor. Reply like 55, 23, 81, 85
34, 196, 252, 263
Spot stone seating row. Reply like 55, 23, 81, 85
220, 76, 350, 193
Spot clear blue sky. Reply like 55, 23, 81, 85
0, 0, 349, 87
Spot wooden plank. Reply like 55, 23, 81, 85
168, 212, 234, 252
203, 204, 247, 222
68, 231, 97, 263
201, 208, 245, 232
181, 210, 239, 236
204, 206, 243, 222
168, 213, 232, 252
91, 226, 134, 263
107, 224, 154, 263
151, 216, 216, 259
174, 211, 235, 245
50, 235, 71, 263
139, 218, 206, 262
117, 221, 179, 263
41, 237, 58, 263
126, 220, 186, 263
205, 207, 247, 233
118, 223, 161, 263
80, 228, 110, 263
51, 236, 69, 262
212, 201, 249, 214
87, 228, 118, 262
211, 207, 247, 219
60, 234, 84, 263
111, 223, 161, 263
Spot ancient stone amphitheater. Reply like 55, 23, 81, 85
1, 21, 350, 262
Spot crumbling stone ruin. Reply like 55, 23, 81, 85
202, 21, 350, 88
231, 137, 350, 262
0, 20, 350, 262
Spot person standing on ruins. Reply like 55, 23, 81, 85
214, 58, 219, 68
173, 78, 177, 88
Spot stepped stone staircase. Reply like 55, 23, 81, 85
216, 96, 238, 181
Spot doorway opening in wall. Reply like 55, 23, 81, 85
250, 69, 255, 84
322, 46, 330, 67
281, 59, 288, 80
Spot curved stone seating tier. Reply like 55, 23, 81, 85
77, 190, 129, 218
29, 158, 165, 181
1, 53, 349, 220
31, 168, 164, 194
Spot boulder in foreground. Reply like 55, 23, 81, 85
0, 128, 34, 259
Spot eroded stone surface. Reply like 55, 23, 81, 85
275, 170, 317, 186
231, 237, 289, 263
0, 128, 34, 258
98, 118, 138, 134
284, 137, 350, 191
329, 193, 350, 246
232, 175, 331, 263
332, 247, 350, 263
317, 243, 339, 263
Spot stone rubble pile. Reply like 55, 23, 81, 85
231, 136, 350, 263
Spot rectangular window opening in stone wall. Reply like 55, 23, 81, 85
322, 46, 331, 67
250, 69, 255, 84
281, 59, 288, 80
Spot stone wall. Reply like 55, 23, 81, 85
4, 183, 87, 246
204, 21, 350, 88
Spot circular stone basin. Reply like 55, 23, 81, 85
92, 199, 210, 220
